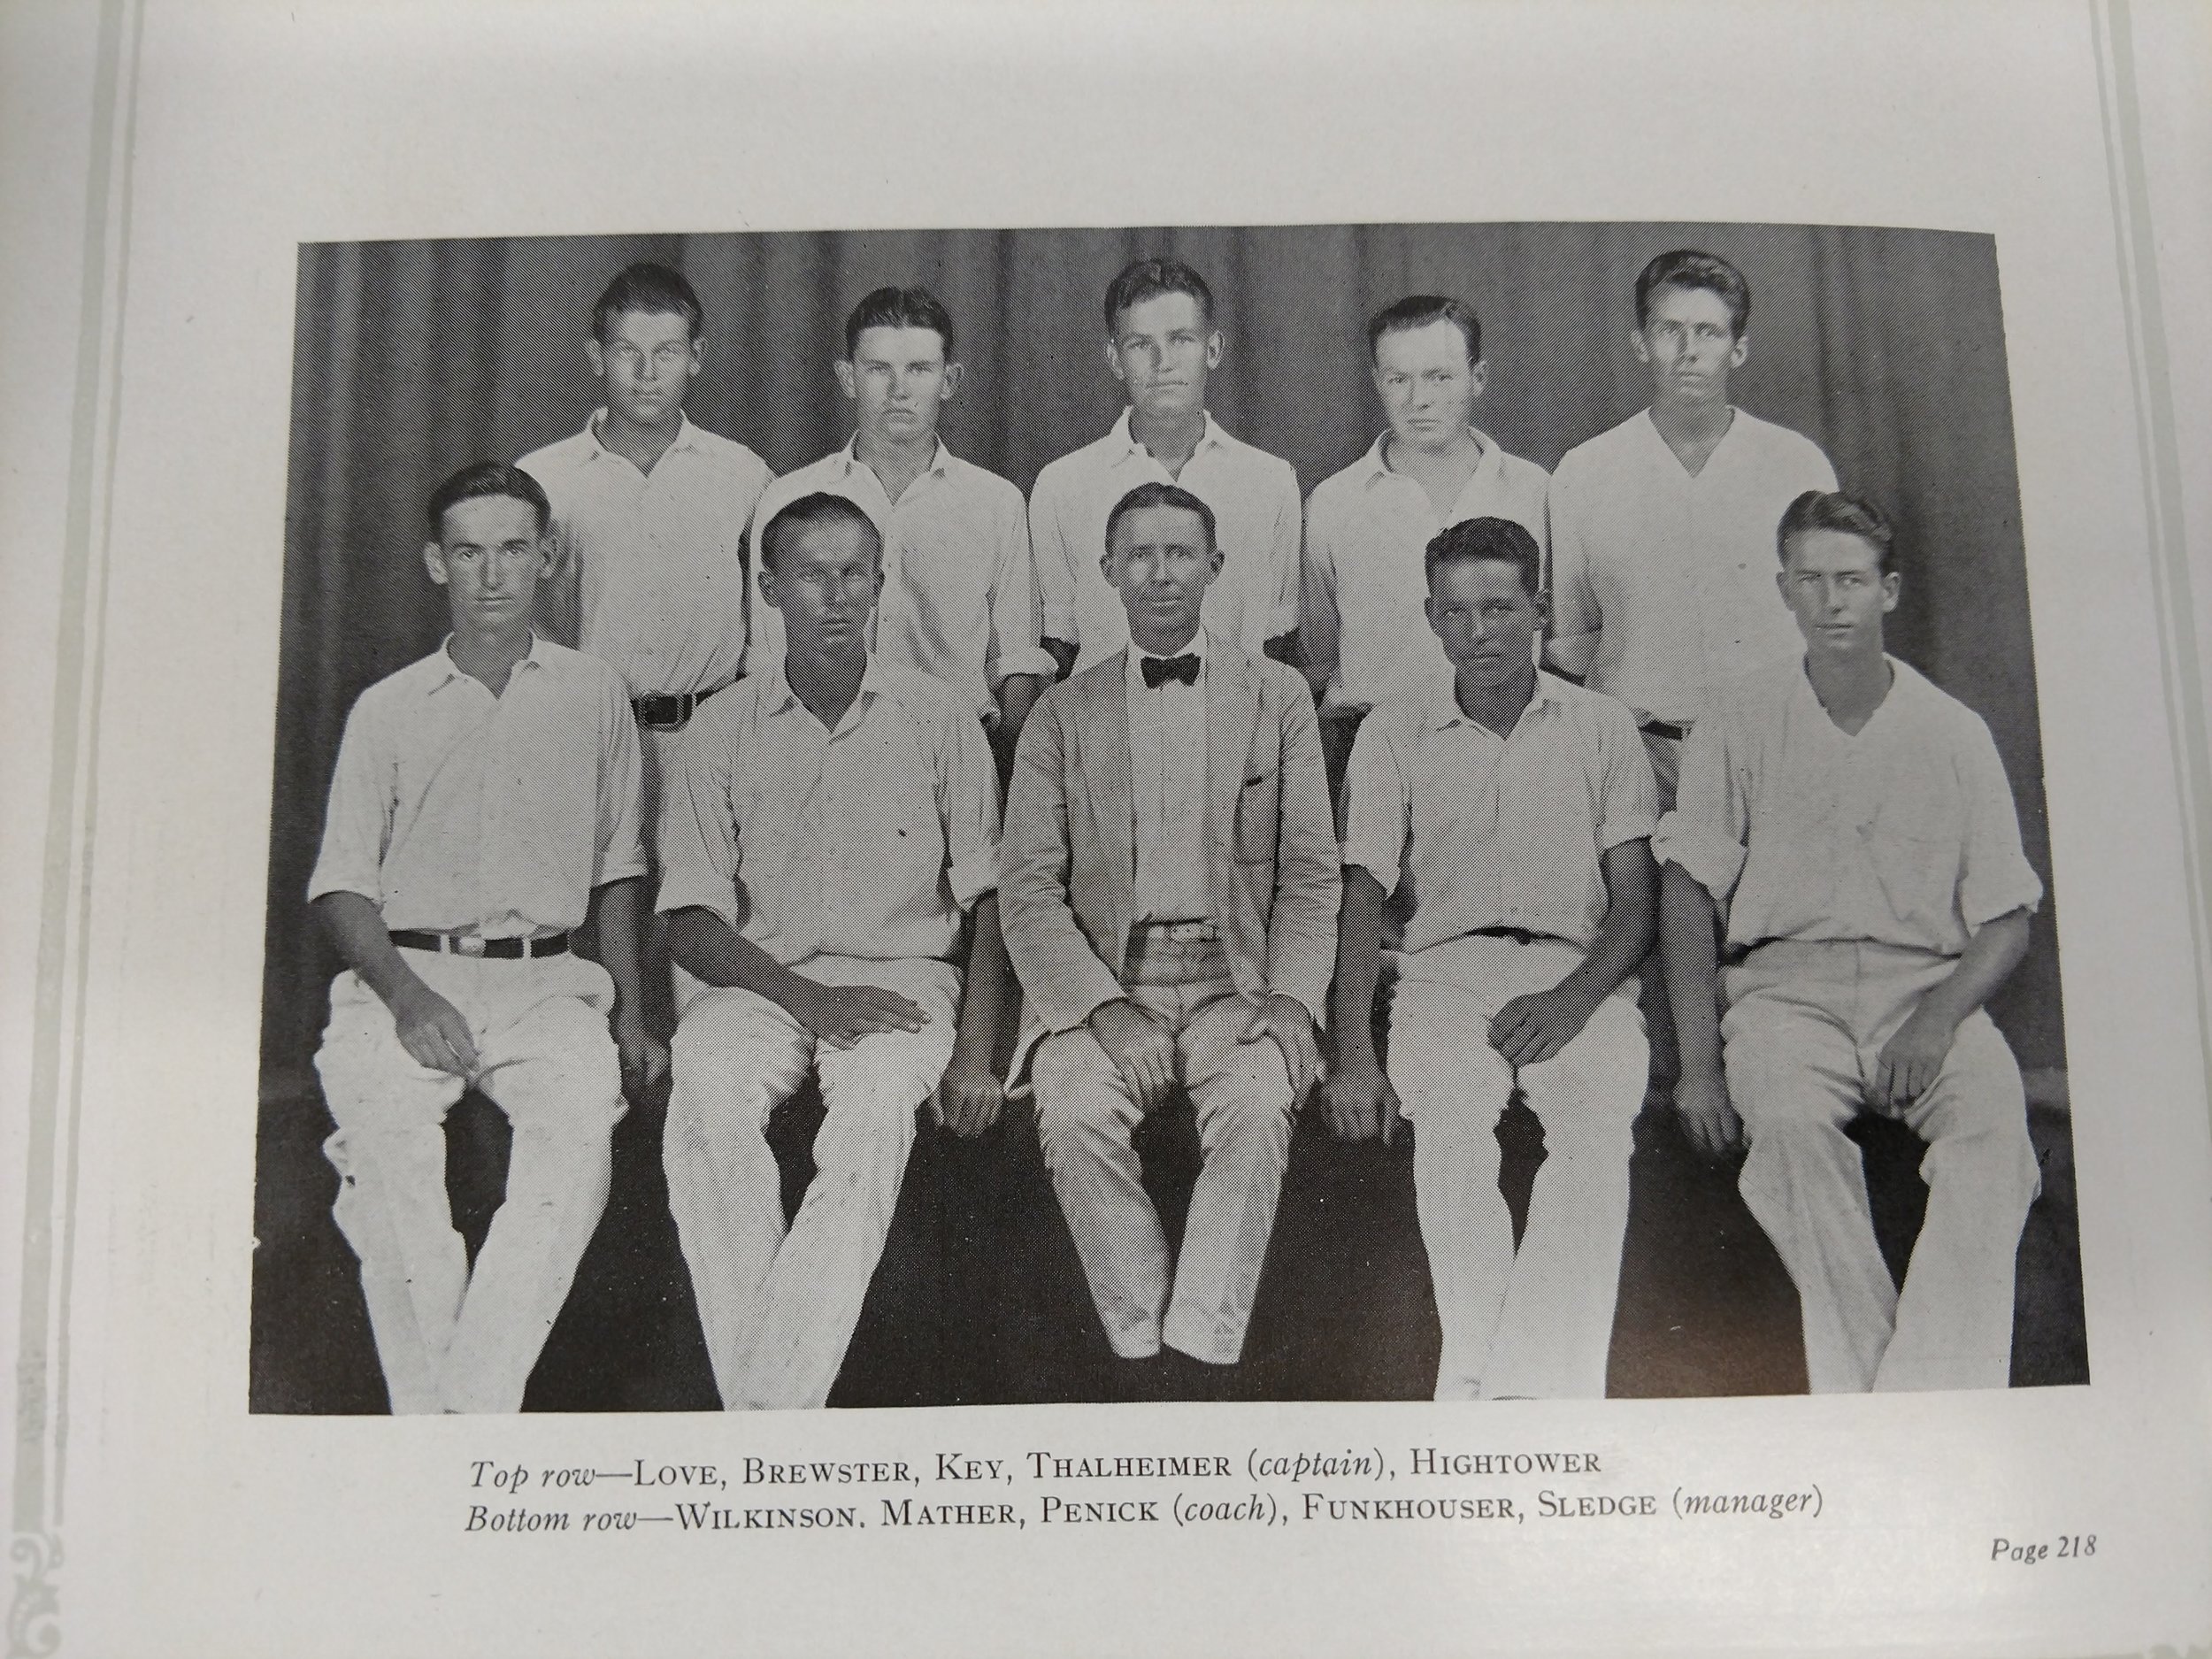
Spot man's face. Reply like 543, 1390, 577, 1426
837, 325, 960, 446
1632, 282, 1746, 405
587, 307, 703, 428
759, 514, 882, 659
423, 495, 550, 631
1425, 557, 1545, 691
1106, 291, 1221, 421
1102, 503, 1220, 649
1778, 527, 1898, 657
1372, 319, 1486, 454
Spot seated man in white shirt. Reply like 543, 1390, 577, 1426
1302, 296, 1551, 796
747, 286, 1053, 764
308, 462, 665, 1414
657, 492, 1010, 1410
1656, 490, 2045, 1393
1029, 257, 1303, 680
1322, 518, 1658, 1400
1002, 482, 1339, 1401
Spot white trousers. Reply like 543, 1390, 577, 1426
1389, 934, 1648, 1401
665, 955, 959, 1410
1032, 936, 1294, 1364
313, 950, 626, 1414
1723, 940, 2041, 1393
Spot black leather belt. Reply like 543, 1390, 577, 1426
1468, 926, 1557, 947
389, 930, 571, 959
1640, 718, 1688, 742
633, 678, 737, 731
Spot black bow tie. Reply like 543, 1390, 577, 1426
1141, 653, 1201, 689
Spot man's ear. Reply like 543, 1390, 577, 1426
941, 361, 965, 401
586, 337, 606, 380
833, 359, 857, 401
687, 334, 706, 376
1629, 326, 1651, 366
1104, 336, 1126, 385
1532, 589, 1552, 629
1728, 332, 1749, 370
422, 541, 449, 586
1203, 331, 1224, 371
1880, 570, 1901, 613
534, 535, 555, 577
1467, 357, 1490, 402
757, 562, 780, 611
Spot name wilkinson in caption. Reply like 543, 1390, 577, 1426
457, 1445, 1853, 1539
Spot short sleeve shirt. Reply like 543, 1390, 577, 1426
1653, 655, 2044, 955
746, 437, 1055, 721
1547, 407, 1836, 727
656, 654, 1001, 968
1030, 410, 1302, 674
1342, 670, 1657, 955
307, 636, 647, 936
518, 411, 774, 699
1302, 430, 1551, 715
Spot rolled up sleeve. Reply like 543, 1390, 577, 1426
1339, 717, 1410, 896
306, 696, 395, 905
986, 497, 1057, 686
593, 675, 649, 887
1029, 481, 1079, 645
1651, 718, 1747, 902
1956, 720, 2045, 928
939, 704, 1003, 911
1594, 702, 1659, 851
654, 718, 743, 926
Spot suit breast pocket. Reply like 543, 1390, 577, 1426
1233, 768, 1279, 863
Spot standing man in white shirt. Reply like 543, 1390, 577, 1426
1030, 257, 1302, 680
1655, 491, 2044, 1393
1547, 249, 1837, 802
517, 262, 774, 822
1002, 482, 1339, 1401
1322, 518, 1656, 1401
657, 492, 1010, 1410
308, 462, 664, 1414
1302, 296, 1552, 794
746, 286, 1054, 762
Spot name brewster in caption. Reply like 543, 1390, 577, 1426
456, 1445, 1850, 1537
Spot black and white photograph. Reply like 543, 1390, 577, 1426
250, 222, 2085, 1415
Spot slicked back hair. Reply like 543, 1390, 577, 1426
426, 461, 550, 539
1104, 480, 1217, 557
1633, 249, 1751, 338
1368, 294, 1482, 365
591, 262, 704, 342
759, 491, 881, 573
1103, 257, 1216, 335
1425, 515, 1542, 599
843, 285, 956, 360
1777, 489, 1896, 576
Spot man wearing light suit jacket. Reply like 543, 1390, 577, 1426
1002, 480, 1340, 1402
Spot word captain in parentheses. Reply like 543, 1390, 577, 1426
307, 462, 664, 1416
654, 491, 1012, 1412
1001, 479, 1340, 1404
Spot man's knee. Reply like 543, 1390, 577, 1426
671, 991, 802, 1122
1032, 1031, 1132, 1164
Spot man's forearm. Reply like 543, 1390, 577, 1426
665, 906, 820, 1017
951, 894, 1011, 1063
1330, 868, 1387, 1064
589, 875, 650, 1024
1555, 841, 1656, 1010
314, 890, 432, 1013
1913, 908, 2032, 1031
1659, 863, 1726, 1079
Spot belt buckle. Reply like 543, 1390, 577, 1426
636, 693, 687, 731
456, 935, 487, 957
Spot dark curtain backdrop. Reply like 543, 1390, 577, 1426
263, 222, 2061, 1078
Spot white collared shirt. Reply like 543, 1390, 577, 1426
1124, 639, 1212, 925
308, 636, 647, 936
656, 653, 1001, 968
1547, 406, 1836, 727
1031, 409, 1302, 674
518, 410, 774, 698
1341, 669, 1656, 955
1302, 428, 1552, 715
1654, 655, 2044, 956
745, 436, 1055, 721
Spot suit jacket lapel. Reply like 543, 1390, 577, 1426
1075, 655, 1137, 933
1204, 634, 1260, 857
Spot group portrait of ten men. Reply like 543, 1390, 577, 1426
302, 245, 2047, 1413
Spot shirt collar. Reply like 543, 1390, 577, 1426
831, 433, 953, 479
1425, 664, 1556, 732
1110, 407, 1225, 465
1361, 427, 1498, 489
584, 408, 705, 462
429, 632, 549, 692
764, 650, 891, 720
